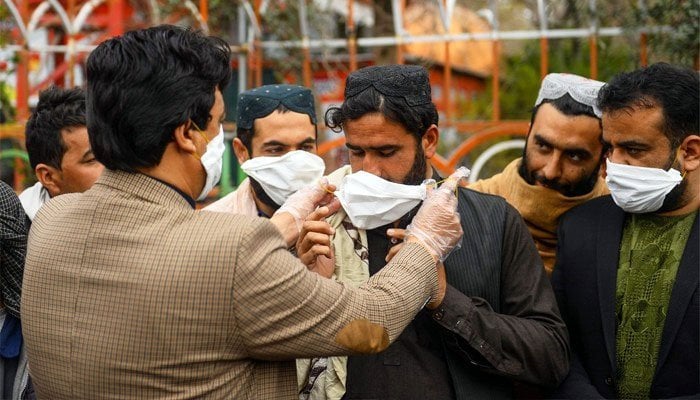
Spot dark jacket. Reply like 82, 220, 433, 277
345, 188, 570, 399
552, 195, 699, 399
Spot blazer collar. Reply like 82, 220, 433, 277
595, 196, 626, 371
94, 169, 195, 210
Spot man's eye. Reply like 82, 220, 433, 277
379, 150, 396, 158
266, 147, 284, 154
627, 148, 641, 155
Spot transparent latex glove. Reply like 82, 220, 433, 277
404, 167, 469, 262
274, 178, 337, 233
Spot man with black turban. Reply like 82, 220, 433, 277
206, 84, 325, 218
298, 64, 569, 399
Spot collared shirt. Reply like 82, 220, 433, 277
144, 174, 196, 209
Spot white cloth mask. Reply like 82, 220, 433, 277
241, 150, 326, 205
197, 124, 225, 201
605, 159, 683, 214
336, 171, 429, 230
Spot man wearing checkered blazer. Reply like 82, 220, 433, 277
21, 26, 464, 399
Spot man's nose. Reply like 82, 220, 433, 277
540, 155, 562, 181
361, 156, 383, 177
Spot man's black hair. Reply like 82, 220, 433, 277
597, 62, 699, 148
86, 25, 231, 172
25, 86, 86, 170
324, 79, 439, 141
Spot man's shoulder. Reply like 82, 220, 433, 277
562, 195, 615, 222
457, 186, 512, 214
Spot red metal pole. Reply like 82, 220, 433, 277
589, 35, 598, 80
16, 0, 30, 122
640, 32, 648, 67
539, 37, 549, 79
491, 40, 501, 121
347, 0, 357, 71
395, 0, 405, 64
254, 0, 263, 86
108, 0, 125, 37
444, 41, 452, 124
200, 0, 209, 24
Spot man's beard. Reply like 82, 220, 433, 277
402, 143, 428, 185
656, 153, 689, 213
518, 145, 601, 197
249, 178, 281, 214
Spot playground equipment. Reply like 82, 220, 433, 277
0, 0, 659, 192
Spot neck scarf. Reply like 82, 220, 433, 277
469, 158, 609, 275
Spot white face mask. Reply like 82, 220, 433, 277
197, 124, 225, 201
605, 158, 683, 214
336, 171, 430, 230
241, 150, 326, 205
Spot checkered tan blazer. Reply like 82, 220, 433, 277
21, 170, 438, 399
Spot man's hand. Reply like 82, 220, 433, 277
296, 200, 341, 278
385, 228, 406, 263
425, 262, 446, 309
271, 180, 336, 246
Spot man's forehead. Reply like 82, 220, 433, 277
601, 106, 664, 140
532, 105, 601, 146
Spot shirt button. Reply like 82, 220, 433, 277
604, 377, 613, 386
433, 310, 444, 321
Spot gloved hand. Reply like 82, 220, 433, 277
404, 167, 469, 262
274, 178, 338, 233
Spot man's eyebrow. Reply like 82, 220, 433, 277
617, 140, 651, 149
262, 140, 288, 147
533, 133, 554, 147
296, 137, 316, 146
345, 143, 398, 151
534, 133, 591, 155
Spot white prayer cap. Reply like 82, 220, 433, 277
535, 73, 605, 118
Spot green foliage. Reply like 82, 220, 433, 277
640, 0, 700, 66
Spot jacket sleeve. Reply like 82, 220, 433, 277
428, 205, 570, 387
0, 182, 29, 319
231, 218, 439, 361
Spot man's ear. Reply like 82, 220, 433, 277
422, 124, 439, 159
35, 163, 62, 197
232, 138, 251, 164
680, 134, 700, 173
172, 123, 198, 155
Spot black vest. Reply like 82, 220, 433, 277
441, 188, 513, 399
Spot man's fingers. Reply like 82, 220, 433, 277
385, 243, 404, 263
301, 220, 335, 236
305, 206, 333, 224
386, 228, 407, 240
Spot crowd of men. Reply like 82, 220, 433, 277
0, 25, 697, 400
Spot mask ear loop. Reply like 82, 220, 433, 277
435, 177, 460, 197
189, 120, 209, 161
676, 147, 687, 179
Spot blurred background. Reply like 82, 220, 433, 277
1, 0, 698, 200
